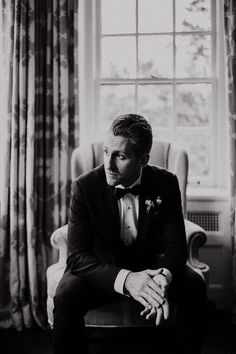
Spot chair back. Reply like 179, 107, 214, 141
71, 140, 188, 216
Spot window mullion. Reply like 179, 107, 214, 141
173, 0, 176, 142
135, 0, 138, 112
96, 0, 102, 137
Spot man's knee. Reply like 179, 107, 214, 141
54, 271, 87, 309
170, 266, 207, 307
184, 267, 207, 299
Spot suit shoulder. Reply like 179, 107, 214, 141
74, 164, 104, 182
72, 164, 105, 191
147, 164, 177, 181
144, 165, 179, 193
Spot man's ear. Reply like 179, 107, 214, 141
139, 154, 150, 167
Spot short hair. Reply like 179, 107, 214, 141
110, 113, 153, 157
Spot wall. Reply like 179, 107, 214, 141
187, 191, 232, 310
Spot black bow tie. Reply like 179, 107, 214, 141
115, 185, 141, 199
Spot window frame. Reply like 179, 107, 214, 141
78, 0, 228, 191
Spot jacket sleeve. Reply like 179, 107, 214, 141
66, 180, 120, 294
153, 174, 188, 278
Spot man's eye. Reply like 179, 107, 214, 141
118, 154, 126, 160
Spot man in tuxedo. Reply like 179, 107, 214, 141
53, 114, 207, 354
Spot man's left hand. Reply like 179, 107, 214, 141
140, 269, 171, 325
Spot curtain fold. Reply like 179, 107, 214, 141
224, 0, 236, 324
0, 0, 79, 330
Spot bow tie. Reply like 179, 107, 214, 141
115, 185, 141, 199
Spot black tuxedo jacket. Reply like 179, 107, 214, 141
66, 164, 188, 294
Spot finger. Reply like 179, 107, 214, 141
144, 281, 164, 304
146, 306, 156, 320
155, 306, 163, 326
162, 298, 170, 320
152, 275, 169, 297
153, 274, 169, 289
142, 292, 164, 309
146, 279, 166, 298
136, 296, 152, 310
144, 286, 165, 305
140, 307, 150, 316
146, 268, 164, 276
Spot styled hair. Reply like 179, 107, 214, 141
110, 113, 153, 156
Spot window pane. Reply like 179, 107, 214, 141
101, 37, 136, 78
176, 130, 211, 178
100, 85, 135, 128
138, 0, 173, 33
176, 0, 211, 32
176, 35, 211, 78
101, 0, 135, 34
137, 85, 173, 127
138, 35, 173, 78
176, 84, 211, 127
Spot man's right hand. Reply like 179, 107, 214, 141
124, 270, 166, 310
140, 271, 171, 325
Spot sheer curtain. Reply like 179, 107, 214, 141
0, 0, 78, 330
224, 0, 236, 324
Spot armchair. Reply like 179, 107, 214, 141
46, 140, 209, 328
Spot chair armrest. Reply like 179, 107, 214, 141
184, 219, 210, 282
49, 220, 210, 280
50, 224, 68, 265
46, 225, 68, 325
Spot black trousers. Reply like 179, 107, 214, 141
52, 265, 208, 354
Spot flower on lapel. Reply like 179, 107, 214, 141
156, 196, 162, 206
145, 196, 162, 214
145, 200, 155, 214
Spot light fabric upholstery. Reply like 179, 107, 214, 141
46, 140, 209, 327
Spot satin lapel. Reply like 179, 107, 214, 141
101, 173, 120, 245
137, 192, 151, 247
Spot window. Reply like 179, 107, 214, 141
79, 0, 227, 189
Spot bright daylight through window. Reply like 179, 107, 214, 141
97, 0, 216, 187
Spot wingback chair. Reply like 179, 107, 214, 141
46, 140, 209, 329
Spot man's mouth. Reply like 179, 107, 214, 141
106, 171, 119, 177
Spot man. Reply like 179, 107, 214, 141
53, 114, 207, 354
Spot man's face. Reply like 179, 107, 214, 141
103, 131, 148, 187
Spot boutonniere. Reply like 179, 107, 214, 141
145, 196, 162, 214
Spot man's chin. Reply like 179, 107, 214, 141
105, 174, 119, 186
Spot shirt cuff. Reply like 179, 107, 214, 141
114, 269, 130, 295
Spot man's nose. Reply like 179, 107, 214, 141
106, 154, 116, 170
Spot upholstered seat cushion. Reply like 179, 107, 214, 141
84, 297, 177, 328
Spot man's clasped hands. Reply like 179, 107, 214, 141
124, 268, 171, 326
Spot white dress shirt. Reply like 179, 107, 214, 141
114, 175, 141, 294
113, 174, 172, 295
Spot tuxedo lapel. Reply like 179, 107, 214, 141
99, 170, 121, 245
137, 166, 162, 247
137, 193, 151, 246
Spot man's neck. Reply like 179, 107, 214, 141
117, 171, 142, 189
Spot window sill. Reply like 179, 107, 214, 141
187, 187, 230, 202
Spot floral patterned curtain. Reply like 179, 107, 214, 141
224, 0, 236, 324
0, 0, 78, 330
